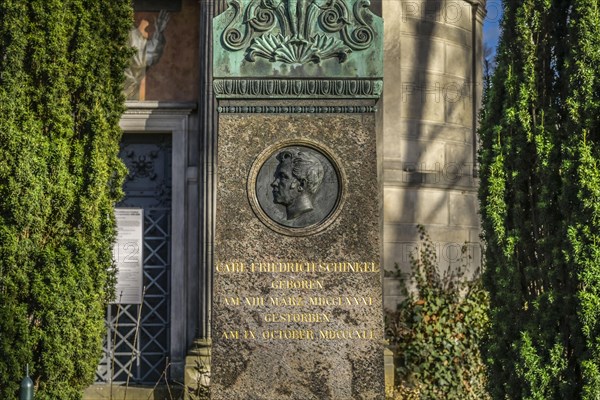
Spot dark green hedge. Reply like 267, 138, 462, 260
479, 0, 600, 398
0, 1, 131, 398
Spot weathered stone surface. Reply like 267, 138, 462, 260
212, 112, 385, 400
83, 385, 183, 400
383, 187, 449, 225
380, 0, 484, 312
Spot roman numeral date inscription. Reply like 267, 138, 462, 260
216, 261, 381, 341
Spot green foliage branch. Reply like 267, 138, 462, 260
478, 0, 600, 398
386, 226, 490, 400
0, 1, 132, 398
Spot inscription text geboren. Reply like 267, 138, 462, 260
216, 260, 381, 341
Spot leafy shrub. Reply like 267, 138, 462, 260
385, 382, 422, 400
386, 226, 490, 399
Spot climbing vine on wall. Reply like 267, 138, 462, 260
386, 226, 490, 399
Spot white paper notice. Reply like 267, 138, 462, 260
112, 208, 144, 304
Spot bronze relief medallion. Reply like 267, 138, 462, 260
248, 139, 345, 236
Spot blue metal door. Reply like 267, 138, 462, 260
96, 133, 172, 384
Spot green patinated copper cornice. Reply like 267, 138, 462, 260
214, 78, 382, 98
212, 0, 383, 99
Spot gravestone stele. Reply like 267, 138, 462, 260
212, 0, 384, 398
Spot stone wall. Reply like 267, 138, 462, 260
381, 0, 486, 310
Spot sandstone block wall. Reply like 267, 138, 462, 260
381, 0, 486, 310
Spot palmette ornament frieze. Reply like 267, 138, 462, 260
213, 0, 383, 83
221, 0, 375, 64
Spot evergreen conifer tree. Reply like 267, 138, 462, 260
479, 0, 600, 398
0, 1, 131, 398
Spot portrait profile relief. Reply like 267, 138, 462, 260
251, 143, 343, 233
271, 149, 324, 221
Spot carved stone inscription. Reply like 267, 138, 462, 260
213, 114, 384, 399
216, 261, 382, 342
